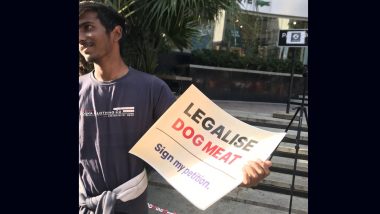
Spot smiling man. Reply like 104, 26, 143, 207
78, 1, 272, 214
79, 2, 176, 213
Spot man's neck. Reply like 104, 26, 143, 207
93, 57, 129, 82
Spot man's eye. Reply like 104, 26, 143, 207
85, 25, 94, 31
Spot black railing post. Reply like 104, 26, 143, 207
286, 48, 296, 114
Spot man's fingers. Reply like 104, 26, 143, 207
241, 164, 259, 187
262, 160, 272, 176
242, 165, 256, 186
245, 164, 257, 177
264, 160, 272, 168
249, 160, 271, 177
242, 170, 248, 185
248, 160, 265, 176
241, 160, 272, 187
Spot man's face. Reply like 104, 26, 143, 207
79, 11, 114, 63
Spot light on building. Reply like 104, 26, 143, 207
293, 21, 297, 25
240, 25, 243, 29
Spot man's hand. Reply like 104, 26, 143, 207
240, 160, 272, 188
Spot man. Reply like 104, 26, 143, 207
79, 1, 272, 213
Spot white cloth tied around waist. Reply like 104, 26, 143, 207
79, 169, 148, 214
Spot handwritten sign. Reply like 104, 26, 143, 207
129, 84, 286, 210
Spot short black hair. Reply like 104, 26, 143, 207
79, 1, 127, 57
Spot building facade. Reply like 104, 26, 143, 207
192, 0, 308, 65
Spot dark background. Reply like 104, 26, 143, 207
0, 1, 78, 213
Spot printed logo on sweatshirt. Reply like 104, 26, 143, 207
113, 106, 135, 113
80, 106, 135, 118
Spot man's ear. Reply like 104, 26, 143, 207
112, 26, 122, 42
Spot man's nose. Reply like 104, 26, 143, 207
79, 30, 87, 45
